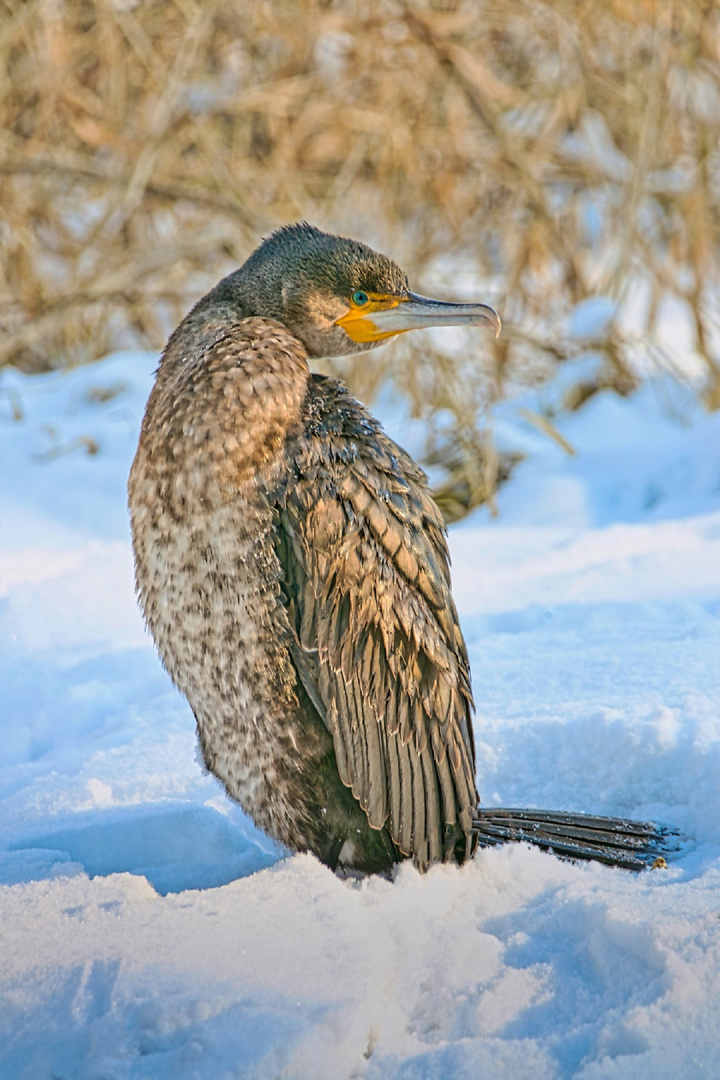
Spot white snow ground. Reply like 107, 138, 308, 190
1, 350, 719, 1080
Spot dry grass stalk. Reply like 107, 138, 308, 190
2, 0, 719, 511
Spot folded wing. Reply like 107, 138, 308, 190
276, 375, 478, 868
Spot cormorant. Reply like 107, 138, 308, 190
129, 223, 672, 875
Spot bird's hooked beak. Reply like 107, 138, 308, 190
335, 291, 501, 344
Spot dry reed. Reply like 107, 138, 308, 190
2, 0, 719, 513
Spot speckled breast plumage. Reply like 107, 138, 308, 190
129, 319, 331, 849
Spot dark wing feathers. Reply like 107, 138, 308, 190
277, 375, 478, 867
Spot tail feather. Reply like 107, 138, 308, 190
473, 807, 680, 871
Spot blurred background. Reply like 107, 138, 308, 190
2, 0, 720, 520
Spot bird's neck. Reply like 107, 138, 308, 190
140, 317, 310, 508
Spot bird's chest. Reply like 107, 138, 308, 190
132, 465, 308, 833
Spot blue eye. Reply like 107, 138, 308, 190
352, 290, 369, 306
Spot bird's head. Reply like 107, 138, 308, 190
208, 222, 500, 358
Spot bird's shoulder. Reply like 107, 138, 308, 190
135, 317, 312, 487
158, 314, 310, 391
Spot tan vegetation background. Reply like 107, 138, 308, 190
2, 0, 720, 516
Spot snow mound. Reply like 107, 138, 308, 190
1, 354, 719, 1079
